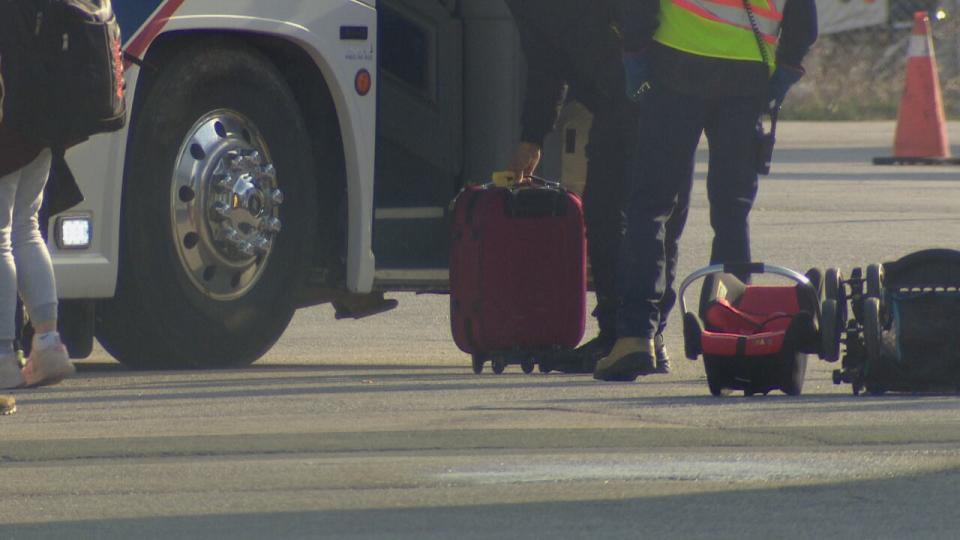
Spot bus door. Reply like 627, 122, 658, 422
373, 0, 463, 288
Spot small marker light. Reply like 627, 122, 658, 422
56, 216, 92, 249
355, 69, 372, 96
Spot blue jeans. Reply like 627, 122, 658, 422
616, 88, 762, 338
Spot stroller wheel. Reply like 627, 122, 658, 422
820, 299, 842, 362
865, 264, 883, 299
704, 356, 727, 397
780, 351, 807, 396
863, 297, 882, 366
824, 268, 845, 304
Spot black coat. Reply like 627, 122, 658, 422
505, 0, 626, 145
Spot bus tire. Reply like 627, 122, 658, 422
96, 41, 318, 369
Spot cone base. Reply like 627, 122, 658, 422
873, 156, 960, 166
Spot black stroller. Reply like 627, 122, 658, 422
831, 249, 960, 395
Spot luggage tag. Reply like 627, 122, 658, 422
491, 171, 518, 188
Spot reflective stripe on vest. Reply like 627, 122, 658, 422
654, 0, 786, 64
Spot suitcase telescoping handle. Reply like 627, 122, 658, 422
525, 175, 561, 189
677, 263, 814, 316
490, 171, 562, 190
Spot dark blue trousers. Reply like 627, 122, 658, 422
616, 88, 762, 339
581, 97, 637, 341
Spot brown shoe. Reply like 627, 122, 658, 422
593, 337, 656, 382
0, 395, 15, 415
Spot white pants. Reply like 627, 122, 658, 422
0, 149, 58, 342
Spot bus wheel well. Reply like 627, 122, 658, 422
133, 31, 348, 290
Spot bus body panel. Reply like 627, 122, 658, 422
55, 0, 378, 298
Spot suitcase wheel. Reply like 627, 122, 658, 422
491, 355, 507, 374
521, 357, 535, 374
472, 354, 485, 375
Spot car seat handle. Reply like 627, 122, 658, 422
721, 262, 766, 276
677, 263, 813, 316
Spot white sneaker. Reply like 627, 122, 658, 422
22, 333, 75, 388
0, 353, 25, 389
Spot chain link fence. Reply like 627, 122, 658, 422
787, 0, 960, 119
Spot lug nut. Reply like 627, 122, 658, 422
222, 228, 242, 244
213, 174, 233, 193
211, 202, 232, 221
264, 217, 282, 234
238, 241, 256, 257
253, 236, 273, 255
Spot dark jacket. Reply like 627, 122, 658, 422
0, 123, 43, 178
0, 39, 43, 177
506, 0, 626, 145
619, 0, 818, 98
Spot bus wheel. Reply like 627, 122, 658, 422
97, 41, 317, 369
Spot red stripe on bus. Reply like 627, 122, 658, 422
124, 0, 186, 67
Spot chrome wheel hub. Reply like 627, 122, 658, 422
172, 110, 282, 300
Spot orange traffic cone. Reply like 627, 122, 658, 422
874, 12, 960, 165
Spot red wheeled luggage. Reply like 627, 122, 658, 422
450, 178, 586, 374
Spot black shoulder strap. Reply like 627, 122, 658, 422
743, 0, 779, 133
742, 0, 772, 70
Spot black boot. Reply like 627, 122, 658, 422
570, 335, 616, 373
654, 334, 671, 374
541, 335, 615, 374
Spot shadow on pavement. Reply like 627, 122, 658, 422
13, 374, 619, 406
73, 362, 470, 373
3, 467, 958, 539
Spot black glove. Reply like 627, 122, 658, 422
622, 51, 652, 103
767, 65, 803, 112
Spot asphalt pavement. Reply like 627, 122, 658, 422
3, 122, 960, 539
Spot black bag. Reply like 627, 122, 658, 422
755, 110, 777, 176
0, 0, 126, 149
0, 56, 4, 125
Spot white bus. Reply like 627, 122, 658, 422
54, 0, 581, 368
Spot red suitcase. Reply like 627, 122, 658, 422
449, 179, 586, 374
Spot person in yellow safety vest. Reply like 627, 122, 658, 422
594, 0, 818, 381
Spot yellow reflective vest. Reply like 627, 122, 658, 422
653, 0, 787, 67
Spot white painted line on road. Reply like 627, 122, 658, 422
437, 452, 943, 484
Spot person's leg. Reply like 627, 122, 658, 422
0, 168, 24, 389
704, 97, 763, 271
580, 98, 636, 357
595, 88, 704, 381
13, 150, 74, 387
651, 186, 692, 373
